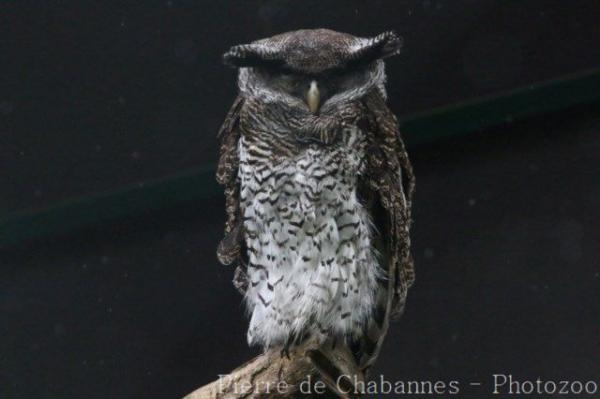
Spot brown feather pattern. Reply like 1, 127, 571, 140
215, 88, 414, 370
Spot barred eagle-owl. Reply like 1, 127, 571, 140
216, 29, 414, 369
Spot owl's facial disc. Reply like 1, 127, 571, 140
306, 80, 320, 114
252, 64, 372, 112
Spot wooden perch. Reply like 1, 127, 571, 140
183, 338, 365, 398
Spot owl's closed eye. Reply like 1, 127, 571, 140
254, 66, 370, 113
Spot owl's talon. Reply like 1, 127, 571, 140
280, 347, 291, 360
331, 337, 338, 350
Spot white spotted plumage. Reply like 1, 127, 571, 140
240, 125, 381, 349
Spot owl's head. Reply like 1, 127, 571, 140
224, 29, 402, 114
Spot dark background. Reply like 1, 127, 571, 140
2, 0, 600, 214
1, 1, 600, 398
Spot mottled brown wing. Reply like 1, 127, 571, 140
215, 95, 248, 294
356, 90, 415, 370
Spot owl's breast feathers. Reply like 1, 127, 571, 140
216, 89, 414, 370
238, 111, 381, 349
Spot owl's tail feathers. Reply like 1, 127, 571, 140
353, 233, 415, 372
353, 284, 397, 372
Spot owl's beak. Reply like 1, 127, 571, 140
306, 80, 320, 114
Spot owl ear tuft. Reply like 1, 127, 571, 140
347, 31, 403, 64
223, 44, 282, 68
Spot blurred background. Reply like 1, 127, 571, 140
1, 1, 599, 398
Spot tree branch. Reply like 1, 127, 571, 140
183, 338, 365, 398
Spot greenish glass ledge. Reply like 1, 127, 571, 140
2, 68, 600, 248
401, 67, 600, 145
0, 168, 219, 249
